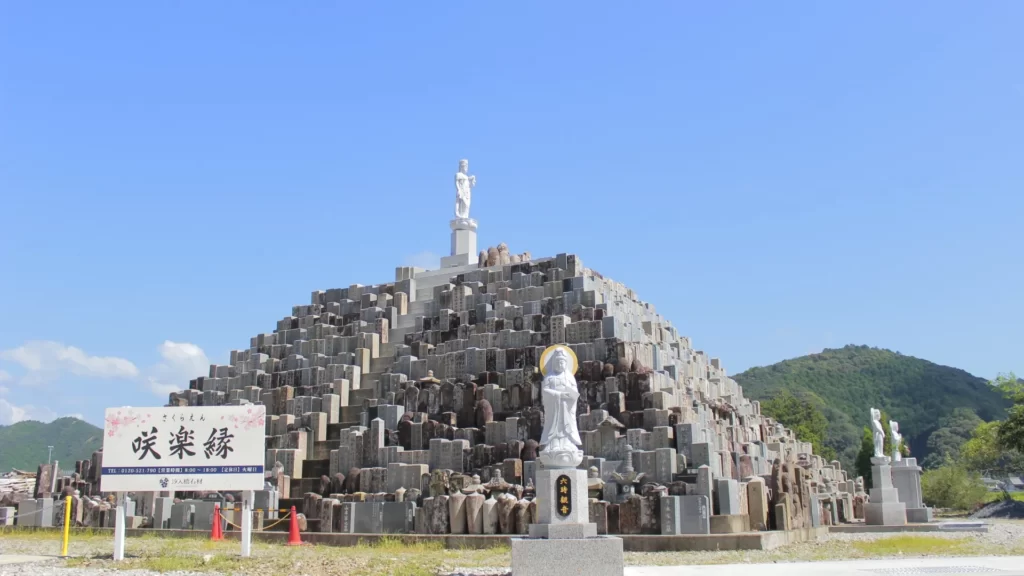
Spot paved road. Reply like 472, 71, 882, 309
627, 556, 1024, 576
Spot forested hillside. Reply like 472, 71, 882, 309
733, 345, 1008, 471
0, 417, 103, 472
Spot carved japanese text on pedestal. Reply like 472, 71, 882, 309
556, 474, 571, 517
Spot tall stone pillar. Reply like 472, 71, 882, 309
864, 456, 907, 526
511, 464, 624, 576
892, 458, 933, 523
441, 217, 477, 268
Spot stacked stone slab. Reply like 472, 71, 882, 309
892, 458, 932, 523
157, 252, 857, 535
864, 456, 908, 526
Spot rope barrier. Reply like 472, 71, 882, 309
216, 508, 292, 531
261, 512, 292, 530
2, 506, 47, 521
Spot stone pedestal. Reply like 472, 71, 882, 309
892, 458, 933, 523
864, 456, 907, 526
528, 468, 595, 538
511, 536, 624, 576
441, 218, 477, 268
513, 466, 623, 576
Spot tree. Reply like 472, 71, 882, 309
855, 427, 874, 484
994, 372, 1024, 454
761, 391, 836, 461
921, 461, 988, 511
960, 420, 1024, 477
922, 407, 984, 469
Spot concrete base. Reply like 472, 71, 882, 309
440, 253, 473, 268
528, 522, 597, 539
864, 501, 907, 526
906, 507, 933, 523
511, 536, 623, 576
710, 514, 750, 534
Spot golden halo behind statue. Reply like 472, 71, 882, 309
539, 344, 578, 376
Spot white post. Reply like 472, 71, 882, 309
113, 493, 126, 561
240, 490, 253, 558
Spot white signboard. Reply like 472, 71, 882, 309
100, 405, 266, 492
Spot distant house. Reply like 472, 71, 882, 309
1007, 476, 1024, 491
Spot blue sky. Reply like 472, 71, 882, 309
1, 2, 1021, 428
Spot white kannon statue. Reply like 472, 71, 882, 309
454, 159, 476, 220
890, 420, 902, 462
870, 407, 886, 459
539, 345, 583, 468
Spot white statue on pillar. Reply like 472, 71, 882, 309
539, 345, 583, 469
890, 420, 902, 462
871, 407, 885, 459
454, 159, 476, 220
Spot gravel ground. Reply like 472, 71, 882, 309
1, 522, 1023, 576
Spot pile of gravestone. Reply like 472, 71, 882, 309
134, 252, 863, 537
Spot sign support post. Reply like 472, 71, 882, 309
113, 492, 126, 562
241, 490, 253, 558
60, 495, 72, 557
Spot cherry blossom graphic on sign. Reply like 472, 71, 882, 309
105, 409, 141, 439
229, 407, 265, 431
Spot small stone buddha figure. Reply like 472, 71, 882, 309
485, 468, 512, 497
523, 478, 536, 500
419, 370, 441, 385
587, 466, 606, 500
461, 474, 485, 495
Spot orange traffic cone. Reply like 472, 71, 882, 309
210, 504, 224, 541
286, 505, 303, 546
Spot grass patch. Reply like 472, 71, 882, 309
985, 491, 1024, 503
0, 527, 109, 540
850, 536, 974, 556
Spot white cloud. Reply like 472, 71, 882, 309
145, 341, 210, 398
403, 251, 441, 270
0, 369, 10, 382
0, 386, 8, 396
0, 398, 57, 426
0, 341, 138, 385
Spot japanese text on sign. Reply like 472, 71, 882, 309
101, 406, 265, 492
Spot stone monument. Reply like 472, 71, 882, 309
442, 159, 478, 268
864, 408, 907, 526
511, 344, 624, 576
42, 165, 866, 544
892, 457, 933, 523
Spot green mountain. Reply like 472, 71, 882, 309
0, 417, 103, 473
733, 345, 1009, 471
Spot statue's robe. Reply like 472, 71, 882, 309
540, 372, 582, 450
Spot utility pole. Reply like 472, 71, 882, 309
47, 445, 54, 465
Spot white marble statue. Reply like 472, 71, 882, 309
454, 159, 476, 219
539, 345, 583, 468
890, 420, 902, 462
871, 407, 885, 459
